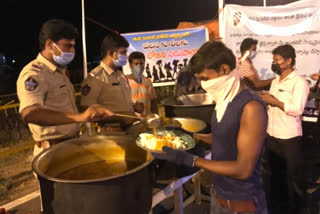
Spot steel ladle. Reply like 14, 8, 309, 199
145, 113, 161, 129
113, 113, 161, 129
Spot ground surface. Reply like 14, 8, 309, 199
0, 140, 38, 206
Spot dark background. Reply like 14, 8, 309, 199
0, 0, 300, 94
0, 0, 219, 94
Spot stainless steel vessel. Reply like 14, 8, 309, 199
160, 93, 215, 125
32, 135, 154, 214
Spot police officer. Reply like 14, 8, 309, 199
80, 33, 143, 131
16, 18, 113, 213
17, 19, 112, 156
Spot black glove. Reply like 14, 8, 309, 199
152, 146, 197, 168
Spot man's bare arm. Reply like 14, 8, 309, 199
244, 75, 274, 90
195, 101, 267, 180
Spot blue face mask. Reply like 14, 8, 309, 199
53, 43, 75, 65
248, 50, 257, 60
113, 54, 128, 67
132, 65, 144, 83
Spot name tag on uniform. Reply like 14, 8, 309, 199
112, 82, 120, 86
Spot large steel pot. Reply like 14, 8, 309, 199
32, 135, 154, 214
127, 118, 208, 181
160, 93, 215, 125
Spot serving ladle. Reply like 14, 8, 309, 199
145, 113, 161, 129
113, 113, 180, 131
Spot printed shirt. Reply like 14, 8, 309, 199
238, 59, 260, 80
128, 77, 156, 115
267, 71, 310, 139
16, 53, 79, 141
80, 62, 134, 113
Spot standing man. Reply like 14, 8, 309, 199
17, 18, 112, 155
239, 38, 274, 90
126, 51, 157, 116
16, 19, 112, 213
80, 33, 142, 132
259, 44, 309, 214
153, 41, 268, 214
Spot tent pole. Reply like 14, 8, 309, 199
81, 0, 92, 136
81, 0, 88, 79
263, 0, 267, 7
218, 0, 225, 42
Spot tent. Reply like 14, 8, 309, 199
177, 19, 219, 41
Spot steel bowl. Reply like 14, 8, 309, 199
170, 117, 207, 133
160, 93, 215, 125
176, 93, 214, 106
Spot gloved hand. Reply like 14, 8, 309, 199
152, 146, 197, 168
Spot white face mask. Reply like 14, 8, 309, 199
52, 43, 75, 65
201, 69, 240, 122
131, 65, 144, 83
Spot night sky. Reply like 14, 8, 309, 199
0, 0, 218, 94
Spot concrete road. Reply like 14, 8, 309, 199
2, 190, 210, 214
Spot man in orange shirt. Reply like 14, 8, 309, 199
126, 51, 157, 116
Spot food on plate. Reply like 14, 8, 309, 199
138, 131, 187, 151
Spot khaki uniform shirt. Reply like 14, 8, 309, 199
80, 62, 133, 113
16, 53, 79, 141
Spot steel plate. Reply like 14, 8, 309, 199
136, 128, 195, 153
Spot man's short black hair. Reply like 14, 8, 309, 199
128, 51, 145, 64
100, 33, 129, 59
240, 38, 258, 53
190, 41, 236, 74
272, 44, 296, 66
39, 19, 79, 51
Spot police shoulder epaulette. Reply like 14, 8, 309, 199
89, 66, 103, 77
30, 61, 43, 72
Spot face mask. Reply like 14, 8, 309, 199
113, 54, 127, 67
132, 65, 144, 83
248, 50, 257, 60
52, 43, 75, 65
201, 75, 227, 102
200, 69, 240, 122
271, 61, 286, 75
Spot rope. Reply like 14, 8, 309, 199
85, 17, 119, 34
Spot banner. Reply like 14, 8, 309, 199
122, 27, 209, 87
222, 0, 320, 86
